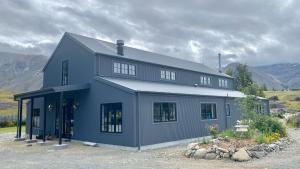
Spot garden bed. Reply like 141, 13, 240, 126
184, 135, 293, 161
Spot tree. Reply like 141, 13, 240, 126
225, 68, 233, 76
242, 84, 265, 97
261, 84, 268, 91
234, 64, 253, 91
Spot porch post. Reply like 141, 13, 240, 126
18, 99, 23, 138
58, 92, 63, 145
43, 96, 47, 142
29, 98, 33, 140
16, 99, 21, 138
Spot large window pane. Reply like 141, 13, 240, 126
32, 108, 40, 128
100, 103, 122, 133
201, 103, 217, 120
153, 102, 177, 123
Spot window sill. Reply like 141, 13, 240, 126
201, 119, 218, 121
153, 121, 178, 125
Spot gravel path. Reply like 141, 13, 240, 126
0, 129, 299, 169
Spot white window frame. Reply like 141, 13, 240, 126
171, 72, 176, 80
160, 70, 166, 79
203, 76, 207, 85
165, 71, 170, 80
128, 64, 136, 76
121, 63, 128, 74
200, 76, 204, 84
113, 62, 121, 74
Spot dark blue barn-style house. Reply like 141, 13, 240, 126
14, 32, 269, 149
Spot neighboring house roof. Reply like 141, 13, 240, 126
58, 32, 231, 78
95, 77, 245, 98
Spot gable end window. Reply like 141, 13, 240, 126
201, 103, 217, 120
226, 104, 231, 116
62, 60, 69, 86
153, 102, 177, 123
100, 103, 122, 133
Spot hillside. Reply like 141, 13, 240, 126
0, 90, 17, 116
256, 63, 300, 89
265, 91, 300, 112
0, 52, 47, 92
224, 63, 300, 90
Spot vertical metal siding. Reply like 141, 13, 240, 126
99, 55, 234, 89
43, 36, 94, 88
138, 93, 243, 146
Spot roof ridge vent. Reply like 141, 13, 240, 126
116, 40, 124, 55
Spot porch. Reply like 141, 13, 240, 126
13, 83, 90, 145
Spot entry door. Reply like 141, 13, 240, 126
62, 98, 74, 139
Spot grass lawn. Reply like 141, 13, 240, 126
265, 91, 300, 112
0, 126, 25, 134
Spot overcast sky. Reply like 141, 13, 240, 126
0, 0, 300, 67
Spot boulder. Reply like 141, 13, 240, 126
187, 143, 198, 150
250, 151, 267, 159
223, 153, 230, 158
217, 147, 229, 153
193, 148, 207, 159
205, 153, 217, 160
231, 148, 251, 162
184, 149, 196, 158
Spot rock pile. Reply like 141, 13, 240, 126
184, 137, 293, 162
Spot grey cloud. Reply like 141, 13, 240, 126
0, 0, 299, 67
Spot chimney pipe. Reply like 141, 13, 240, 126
116, 40, 124, 55
218, 53, 222, 73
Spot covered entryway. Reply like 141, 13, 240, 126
14, 83, 90, 145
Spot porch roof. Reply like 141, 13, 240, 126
96, 77, 246, 98
14, 83, 90, 100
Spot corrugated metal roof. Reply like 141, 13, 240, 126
96, 77, 246, 98
67, 32, 231, 78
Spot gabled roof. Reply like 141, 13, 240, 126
63, 32, 231, 78
95, 77, 245, 98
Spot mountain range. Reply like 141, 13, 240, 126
224, 63, 300, 90
0, 51, 299, 92
0, 51, 47, 93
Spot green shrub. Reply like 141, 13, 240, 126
0, 120, 24, 128
255, 132, 281, 144
252, 115, 287, 137
255, 133, 268, 144
219, 129, 235, 138
208, 124, 219, 138
255, 133, 267, 144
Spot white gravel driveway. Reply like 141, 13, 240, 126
0, 129, 299, 169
